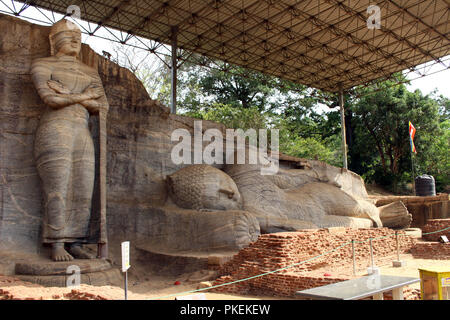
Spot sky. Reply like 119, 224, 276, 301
1, 2, 449, 99
406, 67, 449, 98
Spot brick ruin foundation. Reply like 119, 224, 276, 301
410, 241, 450, 260
421, 218, 450, 242
410, 218, 450, 260
211, 227, 420, 299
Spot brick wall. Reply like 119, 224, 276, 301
211, 228, 416, 298
410, 241, 450, 260
421, 219, 450, 242
213, 273, 349, 297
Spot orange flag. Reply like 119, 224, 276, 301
409, 121, 417, 154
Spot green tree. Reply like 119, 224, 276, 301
111, 41, 169, 102
176, 61, 343, 166
415, 95, 449, 191
200, 103, 269, 131
351, 78, 442, 192
198, 65, 276, 111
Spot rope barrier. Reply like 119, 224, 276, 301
421, 226, 450, 235
149, 225, 450, 300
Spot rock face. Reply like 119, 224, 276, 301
0, 14, 256, 259
0, 15, 409, 265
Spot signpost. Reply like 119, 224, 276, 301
121, 241, 130, 300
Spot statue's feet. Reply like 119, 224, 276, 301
52, 243, 74, 262
379, 201, 412, 229
68, 244, 96, 259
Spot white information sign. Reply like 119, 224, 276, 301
121, 241, 130, 272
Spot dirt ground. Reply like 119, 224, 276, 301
1, 253, 448, 300
1, 185, 446, 300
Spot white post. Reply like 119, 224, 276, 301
367, 238, 380, 275
393, 231, 406, 267
121, 241, 131, 300
370, 238, 374, 269
124, 269, 128, 300
352, 240, 356, 276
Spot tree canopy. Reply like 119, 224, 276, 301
350, 77, 445, 192
119, 48, 449, 193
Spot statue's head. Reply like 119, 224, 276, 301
166, 165, 243, 211
49, 19, 81, 57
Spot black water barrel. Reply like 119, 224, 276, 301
415, 175, 436, 196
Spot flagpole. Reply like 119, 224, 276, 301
411, 150, 416, 196
409, 121, 417, 196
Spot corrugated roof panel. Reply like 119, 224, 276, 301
19, 0, 450, 92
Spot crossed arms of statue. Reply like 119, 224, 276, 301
31, 60, 109, 114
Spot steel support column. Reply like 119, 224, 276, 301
170, 26, 178, 114
339, 85, 348, 169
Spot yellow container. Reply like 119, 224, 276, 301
419, 267, 450, 300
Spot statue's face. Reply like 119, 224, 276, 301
53, 31, 81, 56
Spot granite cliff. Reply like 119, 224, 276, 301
0, 15, 391, 265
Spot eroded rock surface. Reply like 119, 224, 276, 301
0, 15, 411, 265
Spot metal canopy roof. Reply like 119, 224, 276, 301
21, 0, 450, 93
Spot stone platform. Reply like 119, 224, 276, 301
369, 194, 449, 228
135, 245, 237, 276
0, 251, 122, 287
15, 259, 113, 276
15, 258, 122, 287
15, 269, 122, 287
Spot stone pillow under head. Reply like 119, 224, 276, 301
166, 164, 243, 211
